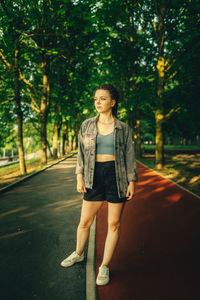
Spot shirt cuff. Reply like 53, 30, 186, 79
75, 167, 84, 175
127, 172, 138, 182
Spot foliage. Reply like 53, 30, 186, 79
0, 0, 199, 159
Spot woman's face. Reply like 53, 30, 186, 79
94, 89, 116, 114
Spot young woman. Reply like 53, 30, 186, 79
60, 84, 138, 286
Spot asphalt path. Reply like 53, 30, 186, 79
0, 156, 86, 300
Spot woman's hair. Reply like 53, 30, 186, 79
94, 83, 119, 117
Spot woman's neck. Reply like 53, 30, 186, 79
98, 112, 114, 124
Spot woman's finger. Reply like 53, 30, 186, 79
127, 192, 132, 200
127, 191, 135, 200
77, 187, 83, 193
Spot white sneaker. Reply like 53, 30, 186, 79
96, 265, 110, 285
60, 251, 84, 267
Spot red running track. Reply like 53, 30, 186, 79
95, 161, 200, 300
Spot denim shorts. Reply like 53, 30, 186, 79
83, 161, 128, 203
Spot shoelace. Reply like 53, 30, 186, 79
99, 267, 109, 277
66, 252, 77, 261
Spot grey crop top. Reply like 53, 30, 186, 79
96, 131, 114, 155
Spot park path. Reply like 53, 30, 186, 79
0, 156, 86, 300
95, 161, 200, 300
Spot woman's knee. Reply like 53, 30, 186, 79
79, 217, 94, 229
108, 220, 120, 232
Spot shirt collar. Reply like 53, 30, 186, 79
91, 114, 122, 130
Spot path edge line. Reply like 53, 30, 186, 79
86, 215, 97, 300
0, 154, 75, 194
137, 160, 200, 199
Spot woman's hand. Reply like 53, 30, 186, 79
77, 174, 87, 193
126, 181, 135, 200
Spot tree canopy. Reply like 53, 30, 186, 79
0, 0, 199, 171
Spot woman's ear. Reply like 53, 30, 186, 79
111, 99, 116, 107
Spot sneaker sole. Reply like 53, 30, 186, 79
60, 257, 84, 267
96, 278, 110, 286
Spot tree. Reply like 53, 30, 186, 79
0, 2, 27, 173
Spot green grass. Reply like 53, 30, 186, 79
0, 157, 41, 176
137, 157, 155, 169
142, 144, 200, 150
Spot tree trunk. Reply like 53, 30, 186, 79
14, 42, 26, 174
72, 135, 76, 150
53, 122, 59, 159
62, 123, 68, 155
155, 109, 164, 169
57, 125, 61, 157
155, 2, 166, 169
74, 127, 78, 150
40, 109, 47, 164
70, 128, 75, 151
66, 124, 70, 153
40, 53, 50, 164
47, 140, 53, 158
128, 109, 134, 128
134, 104, 141, 158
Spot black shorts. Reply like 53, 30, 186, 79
83, 161, 127, 203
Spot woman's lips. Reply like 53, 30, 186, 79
97, 106, 102, 109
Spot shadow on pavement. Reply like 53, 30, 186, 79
0, 157, 86, 300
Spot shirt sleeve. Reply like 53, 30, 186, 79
75, 123, 84, 175
125, 126, 138, 182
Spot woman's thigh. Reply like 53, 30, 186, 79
79, 200, 104, 226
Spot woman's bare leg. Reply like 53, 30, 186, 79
101, 202, 125, 266
76, 200, 103, 256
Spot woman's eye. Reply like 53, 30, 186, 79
94, 98, 106, 101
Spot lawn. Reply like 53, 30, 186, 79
138, 153, 200, 197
